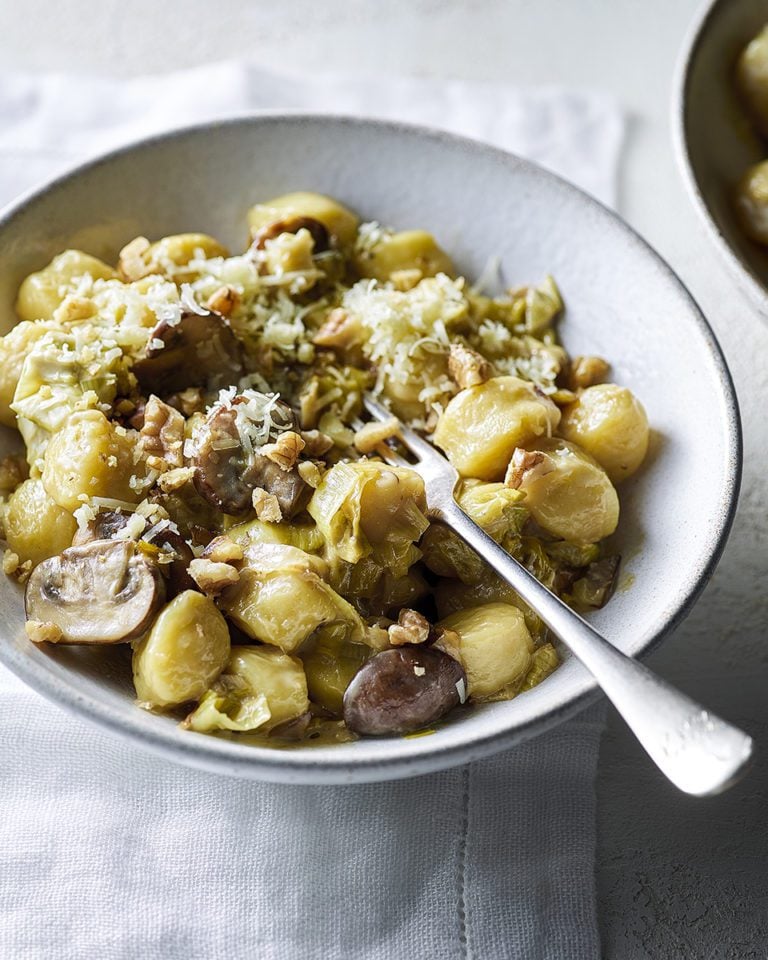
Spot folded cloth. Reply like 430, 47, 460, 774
0, 62, 620, 960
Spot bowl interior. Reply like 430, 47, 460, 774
679, 0, 768, 301
0, 116, 740, 782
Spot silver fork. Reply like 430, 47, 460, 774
362, 394, 752, 796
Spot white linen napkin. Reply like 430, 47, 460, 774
0, 63, 621, 960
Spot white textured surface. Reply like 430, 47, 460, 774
0, 0, 765, 954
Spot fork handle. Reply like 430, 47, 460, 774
440, 501, 753, 796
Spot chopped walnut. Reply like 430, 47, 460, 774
261, 431, 305, 472
505, 448, 552, 489
117, 236, 153, 282
431, 626, 462, 663
300, 430, 334, 458
157, 466, 196, 493
25, 620, 64, 644
567, 355, 610, 390
206, 285, 241, 317
166, 387, 206, 418
388, 608, 431, 646
139, 396, 185, 470
354, 417, 400, 455
3, 551, 32, 583
297, 461, 323, 489
448, 343, 493, 390
0, 455, 28, 495
312, 308, 362, 350
390, 268, 423, 292
252, 487, 283, 523
203, 536, 244, 564
188, 558, 240, 595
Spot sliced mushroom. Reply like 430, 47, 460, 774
191, 396, 311, 518
144, 526, 197, 595
132, 309, 244, 395
251, 215, 331, 253
71, 509, 131, 546
343, 646, 466, 736
25, 539, 165, 644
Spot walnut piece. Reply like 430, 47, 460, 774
354, 417, 401, 455
252, 488, 283, 523
312, 308, 362, 350
157, 466, 196, 493
567, 355, 610, 390
25, 620, 65, 644
388, 608, 431, 646
139, 395, 185, 471
188, 558, 240, 595
203, 536, 244, 564
448, 343, 493, 390
300, 429, 334, 458
206, 285, 241, 317
260, 431, 305, 473
117, 236, 152, 282
504, 448, 550, 489
431, 626, 463, 664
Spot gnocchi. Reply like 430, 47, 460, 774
560, 383, 649, 483
433, 375, 561, 480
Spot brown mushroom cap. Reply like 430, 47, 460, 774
69, 511, 196, 596
25, 540, 165, 644
343, 646, 466, 736
251, 216, 331, 253
71, 510, 130, 546
191, 395, 311, 518
132, 309, 244, 395
144, 525, 198, 595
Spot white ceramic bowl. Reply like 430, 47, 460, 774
0, 115, 741, 783
675, 0, 768, 305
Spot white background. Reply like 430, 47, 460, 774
2, 0, 766, 953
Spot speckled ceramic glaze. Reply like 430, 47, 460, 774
674, 0, 768, 306
0, 115, 741, 783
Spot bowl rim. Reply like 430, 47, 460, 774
0, 112, 744, 783
672, 0, 768, 309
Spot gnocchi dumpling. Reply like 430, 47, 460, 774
355, 229, 454, 281
42, 410, 142, 511
16, 250, 116, 322
433, 375, 561, 480
133, 591, 231, 708
437, 602, 534, 701
4, 477, 78, 566
735, 160, 768, 245
510, 437, 619, 543
737, 24, 768, 137
248, 191, 360, 248
218, 542, 366, 653
559, 383, 649, 483
118, 233, 229, 282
